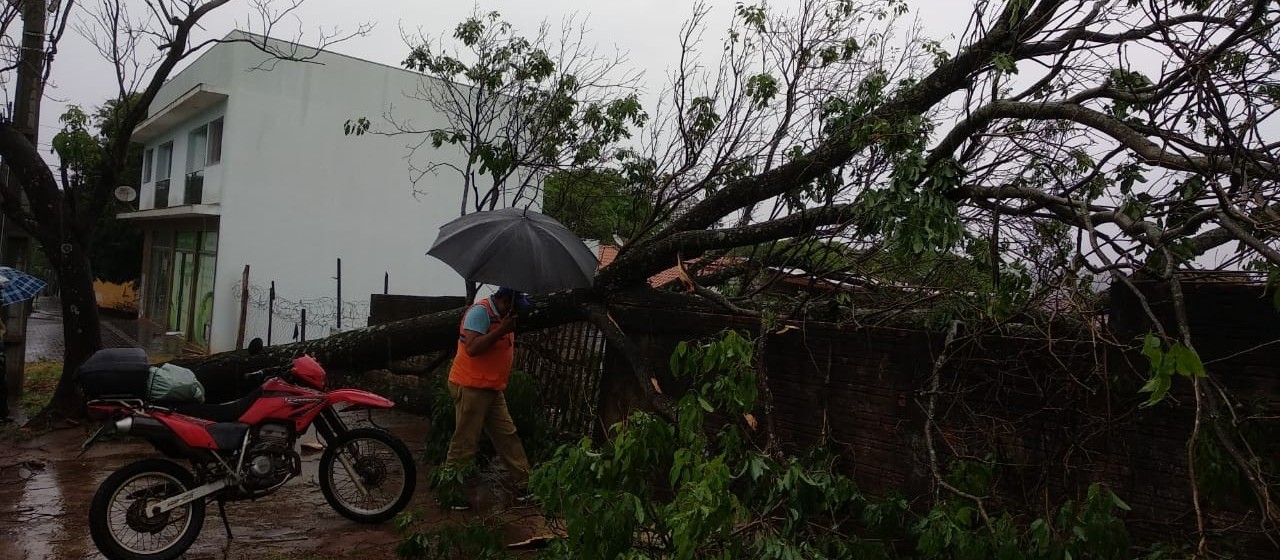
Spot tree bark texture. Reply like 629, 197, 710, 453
174, 289, 592, 401
46, 249, 103, 415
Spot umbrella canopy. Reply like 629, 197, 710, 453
427, 207, 598, 294
0, 267, 46, 306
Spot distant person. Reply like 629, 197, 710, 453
438, 287, 531, 510
0, 316, 9, 422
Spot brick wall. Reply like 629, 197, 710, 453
603, 284, 1278, 556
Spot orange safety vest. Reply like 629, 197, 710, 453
448, 298, 515, 390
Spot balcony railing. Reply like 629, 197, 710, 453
184, 171, 204, 205
154, 179, 170, 209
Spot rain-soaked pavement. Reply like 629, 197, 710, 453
1, 409, 549, 559
25, 296, 142, 363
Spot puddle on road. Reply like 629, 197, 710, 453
2, 410, 433, 560
1, 437, 130, 560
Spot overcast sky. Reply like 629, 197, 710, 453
18, 1, 1269, 272
28, 0, 970, 155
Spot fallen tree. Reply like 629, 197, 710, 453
174, 290, 590, 394
177, 2, 1279, 551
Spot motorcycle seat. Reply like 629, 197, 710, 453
171, 387, 262, 423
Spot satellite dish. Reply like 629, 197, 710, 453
114, 186, 137, 202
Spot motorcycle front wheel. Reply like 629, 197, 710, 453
318, 427, 417, 523
88, 458, 206, 560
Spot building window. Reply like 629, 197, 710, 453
143, 149, 154, 183
207, 118, 223, 164
155, 142, 173, 209
186, 125, 208, 205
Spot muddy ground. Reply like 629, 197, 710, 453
1, 410, 550, 560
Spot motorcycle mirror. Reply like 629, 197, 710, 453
247, 338, 264, 355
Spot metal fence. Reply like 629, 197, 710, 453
513, 321, 606, 436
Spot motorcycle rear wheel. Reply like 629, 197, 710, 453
319, 427, 417, 523
89, 458, 206, 560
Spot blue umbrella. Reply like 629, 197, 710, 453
0, 267, 46, 306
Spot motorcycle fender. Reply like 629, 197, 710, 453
150, 412, 219, 449
86, 403, 123, 421
326, 389, 395, 410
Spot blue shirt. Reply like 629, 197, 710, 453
462, 300, 493, 334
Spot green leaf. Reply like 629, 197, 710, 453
1140, 332, 1172, 377
992, 52, 1018, 74
745, 73, 779, 109
1168, 344, 1206, 378
632, 494, 646, 523
697, 396, 715, 412
1110, 491, 1131, 512
1138, 373, 1172, 407
1072, 525, 1087, 541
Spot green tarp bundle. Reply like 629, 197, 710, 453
147, 363, 206, 404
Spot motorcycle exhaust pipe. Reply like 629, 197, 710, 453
114, 416, 170, 438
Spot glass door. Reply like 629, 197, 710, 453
168, 232, 198, 335
191, 232, 218, 347
147, 245, 172, 323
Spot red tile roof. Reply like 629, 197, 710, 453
597, 245, 743, 288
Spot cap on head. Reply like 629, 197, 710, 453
494, 286, 531, 311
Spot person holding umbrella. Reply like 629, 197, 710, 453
438, 286, 532, 510
426, 207, 598, 509
0, 316, 8, 422
0, 266, 45, 423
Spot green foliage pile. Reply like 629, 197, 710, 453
400, 331, 1185, 560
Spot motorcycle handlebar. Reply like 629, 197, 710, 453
242, 364, 290, 383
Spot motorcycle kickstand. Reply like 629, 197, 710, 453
217, 499, 233, 539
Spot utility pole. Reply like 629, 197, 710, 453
2, 1, 48, 417
13, 1, 47, 143
335, 257, 341, 330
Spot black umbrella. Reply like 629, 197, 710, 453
427, 207, 598, 294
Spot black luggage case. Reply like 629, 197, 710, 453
79, 348, 150, 400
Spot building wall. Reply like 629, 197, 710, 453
149, 42, 238, 110
142, 37, 500, 352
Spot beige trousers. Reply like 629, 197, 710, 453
443, 381, 531, 487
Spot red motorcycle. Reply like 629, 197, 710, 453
79, 339, 416, 560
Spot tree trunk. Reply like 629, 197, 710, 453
6, 0, 106, 421
42, 246, 103, 418
174, 289, 593, 401
172, 286, 702, 411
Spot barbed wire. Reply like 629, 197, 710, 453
232, 280, 371, 343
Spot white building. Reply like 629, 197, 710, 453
121, 33, 508, 353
